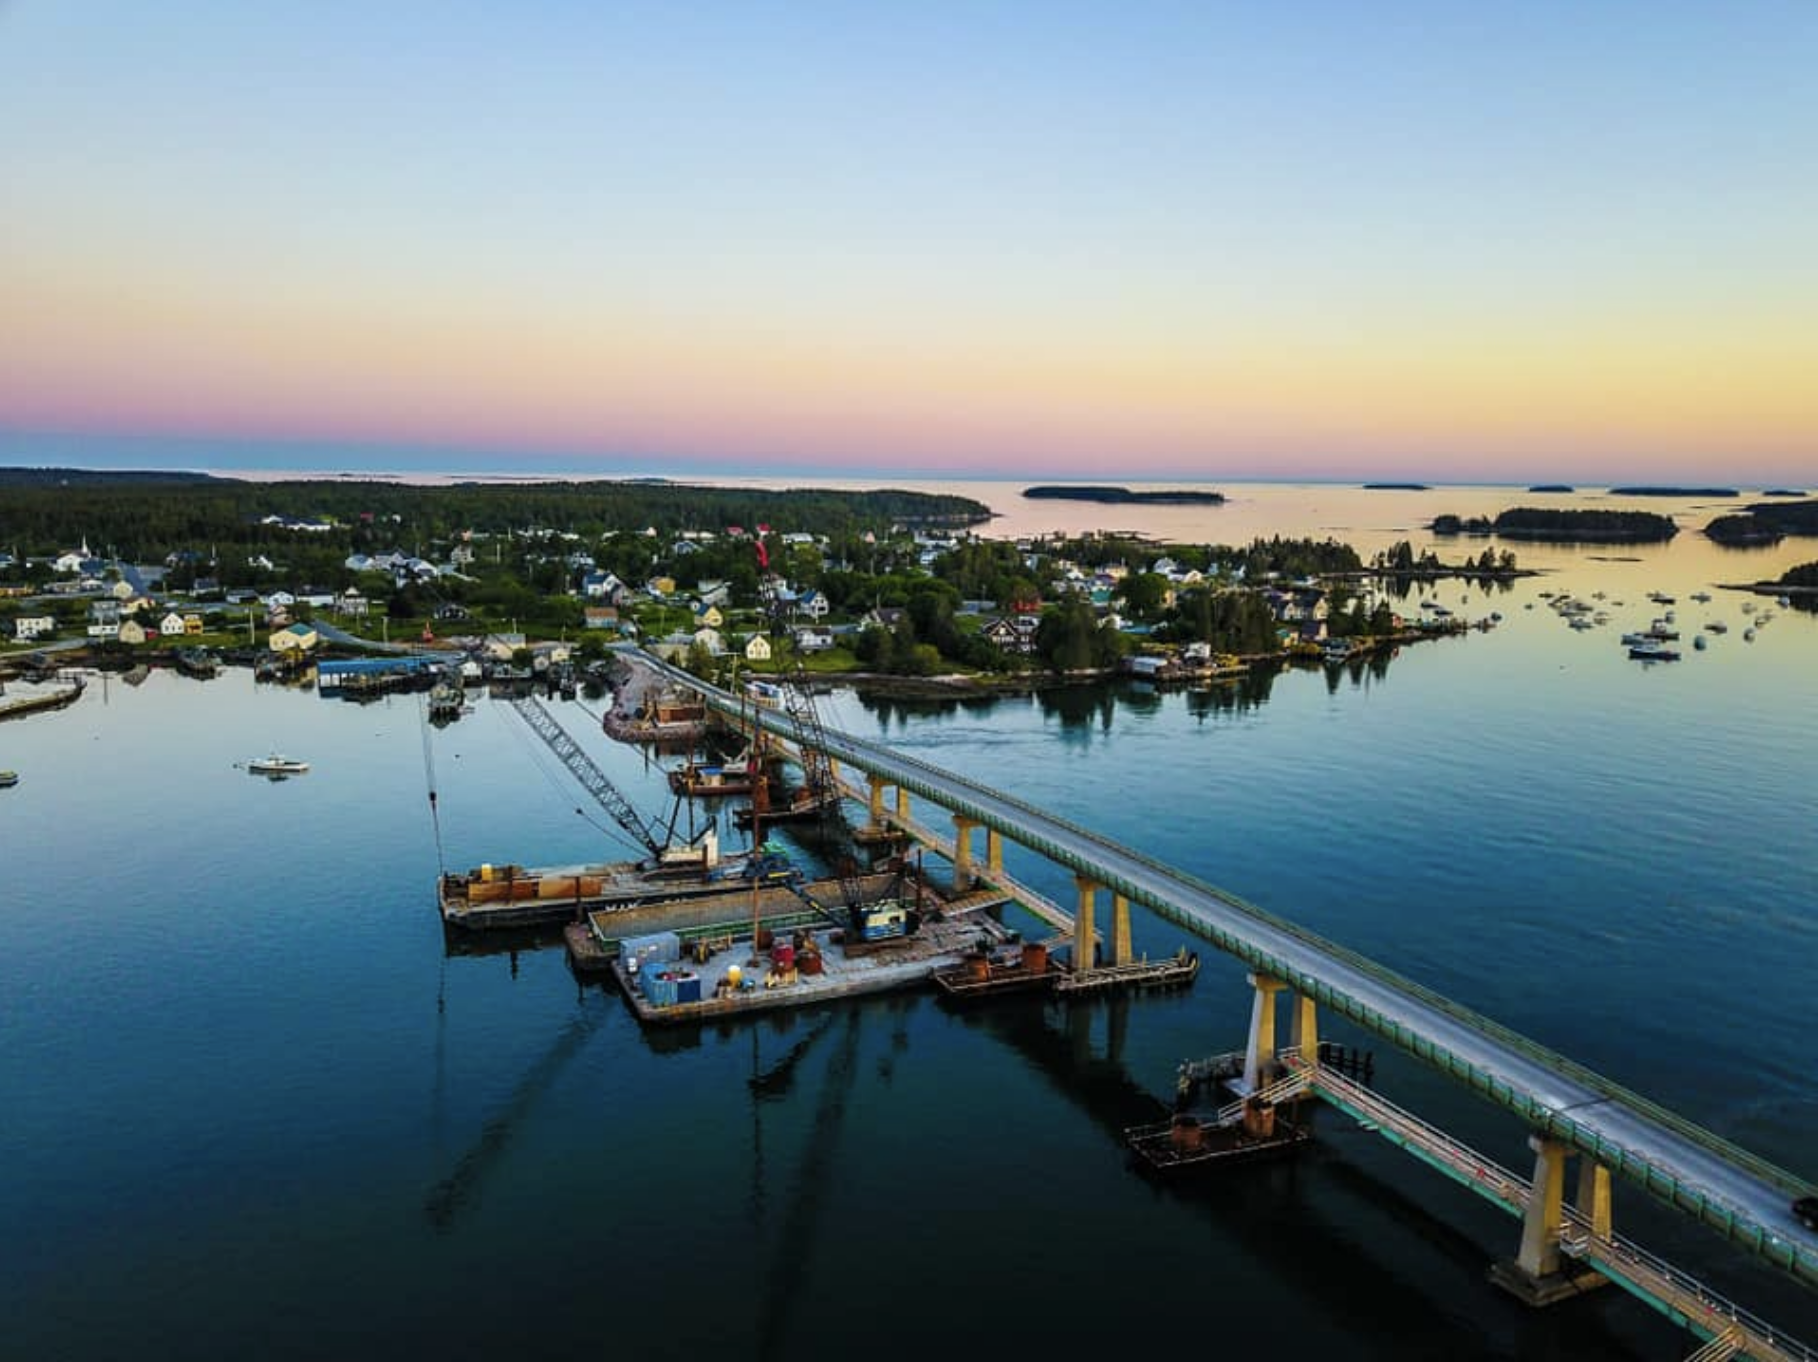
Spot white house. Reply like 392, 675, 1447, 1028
118, 619, 148, 646
795, 590, 830, 621
794, 625, 834, 653
160, 612, 188, 636
691, 626, 725, 655
14, 615, 55, 641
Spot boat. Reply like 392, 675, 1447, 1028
1691, 591, 1712, 603
1693, 635, 1707, 651
1320, 638, 1354, 663
0, 770, 18, 788
1706, 621, 1728, 634
1628, 641, 1680, 661
247, 753, 310, 776
1744, 628, 1757, 642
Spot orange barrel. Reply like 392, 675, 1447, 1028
1170, 1115, 1204, 1151
1021, 942, 1049, 974
772, 942, 795, 970
798, 950, 824, 976
966, 954, 991, 982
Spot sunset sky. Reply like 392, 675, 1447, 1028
2, 2, 1814, 482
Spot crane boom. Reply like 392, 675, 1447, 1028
509, 694, 666, 858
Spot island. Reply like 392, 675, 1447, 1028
1021, 485, 1225, 505
1432, 508, 1677, 543
1704, 514, 1783, 547
1761, 489, 1806, 498
1527, 484, 1575, 493
1362, 482, 1430, 491
1607, 486, 1738, 497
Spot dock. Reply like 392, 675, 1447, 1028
439, 855, 754, 930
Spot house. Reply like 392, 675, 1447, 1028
693, 603, 724, 629
338, 590, 370, 618
582, 606, 620, 630
982, 615, 1040, 656
795, 590, 830, 621
581, 570, 626, 601
743, 634, 772, 662
691, 627, 726, 656
86, 619, 120, 639
794, 625, 835, 653
265, 590, 297, 610
696, 580, 731, 608
118, 619, 148, 646
269, 621, 320, 653
89, 600, 121, 626
647, 576, 676, 598
160, 611, 188, 636
861, 606, 906, 631
183, 615, 204, 635
13, 615, 54, 641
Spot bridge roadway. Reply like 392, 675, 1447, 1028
638, 651, 1818, 1291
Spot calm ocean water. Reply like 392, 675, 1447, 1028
4, 482, 1816, 1359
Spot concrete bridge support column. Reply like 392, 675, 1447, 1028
1110, 893, 1133, 966
1073, 876, 1099, 972
951, 815, 977, 891
1289, 991, 1319, 1065
1242, 974, 1287, 1094
1491, 1137, 1607, 1305
1576, 1159, 1612, 1241
867, 775, 886, 826
894, 787, 911, 821
986, 828, 1003, 877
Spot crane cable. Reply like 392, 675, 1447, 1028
419, 691, 448, 877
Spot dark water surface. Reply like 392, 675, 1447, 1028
4, 485, 1816, 1359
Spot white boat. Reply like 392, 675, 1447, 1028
1691, 592, 1712, 603
0, 770, 18, 789
248, 754, 310, 776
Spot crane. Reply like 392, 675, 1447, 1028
508, 693, 717, 870
752, 532, 917, 945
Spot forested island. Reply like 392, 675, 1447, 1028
1705, 514, 1783, 547
1608, 486, 1737, 497
1362, 482, 1429, 491
1702, 498, 1818, 547
1022, 485, 1225, 505
1528, 484, 1574, 493
1431, 508, 1678, 542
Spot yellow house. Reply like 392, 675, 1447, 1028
184, 614, 204, 635
269, 621, 320, 653
118, 618, 148, 646
744, 634, 772, 662
694, 603, 724, 629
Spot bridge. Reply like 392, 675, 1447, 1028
635, 651, 1818, 1355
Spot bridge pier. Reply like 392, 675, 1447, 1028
867, 774, 886, 825
952, 815, 977, 891
1490, 1136, 1610, 1305
986, 828, 1003, 876
1242, 974, 1288, 1093
1289, 989, 1319, 1065
894, 786, 911, 821
1110, 893, 1133, 966
1073, 876, 1099, 970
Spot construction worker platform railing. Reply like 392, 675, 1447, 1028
639, 650, 1818, 1292
1292, 1057, 1816, 1362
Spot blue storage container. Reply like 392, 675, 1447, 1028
675, 974, 702, 1004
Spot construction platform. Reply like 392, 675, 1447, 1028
610, 910, 1011, 1025
1125, 1107, 1311, 1174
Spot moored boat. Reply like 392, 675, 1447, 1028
0, 770, 19, 788
247, 753, 310, 775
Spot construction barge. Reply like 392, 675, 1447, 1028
438, 829, 759, 930
932, 943, 1200, 1001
